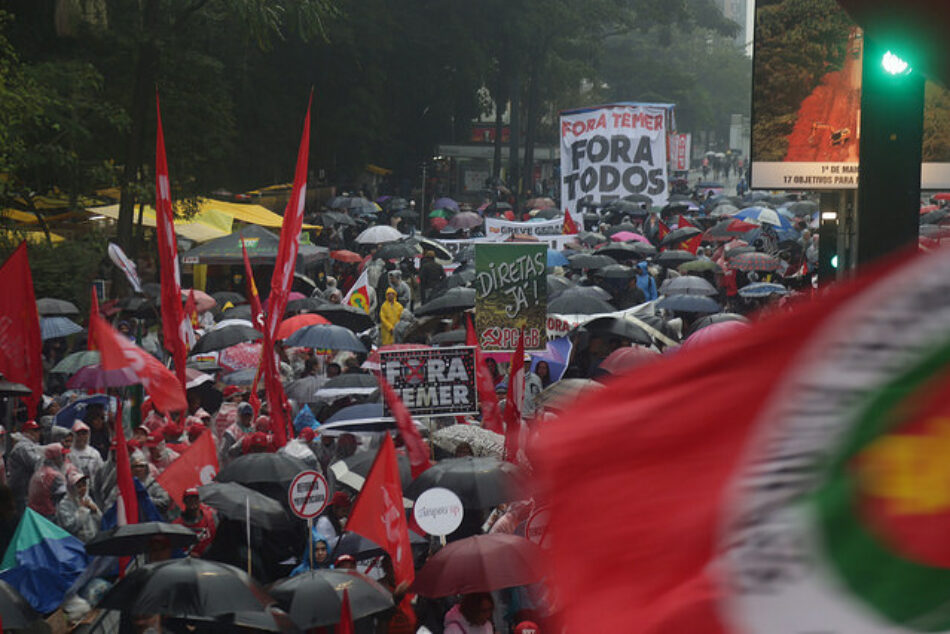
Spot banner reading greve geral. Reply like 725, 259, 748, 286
379, 346, 477, 417
560, 103, 671, 218
474, 243, 547, 352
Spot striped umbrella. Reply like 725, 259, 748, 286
729, 252, 783, 272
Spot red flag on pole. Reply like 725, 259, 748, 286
657, 220, 671, 250
503, 329, 525, 462
154, 93, 188, 392
562, 207, 579, 235
261, 93, 312, 446
336, 588, 354, 634
241, 238, 265, 332
114, 403, 137, 527
379, 377, 432, 478
89, 312, 187, 413
157, 429, 218, 508
466, 313, 503, 433
677, 215, 702, 255
0, 243, 42, 417
346, 434, 414, 585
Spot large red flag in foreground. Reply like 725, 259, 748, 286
0, 243, 42, 416
347, 434, 414, 585
154, 94, 188, 391
536, 248, 950, 633
262, 93, 312, 446
379, 376, 431, 478
89, 313, 187, 413
157, 430, 218, 508
466, 313, 503, 433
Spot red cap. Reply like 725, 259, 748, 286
299, 427, 315, 442
514, 622, 541, 634
145, 432, 163, 448
334, 554, 356, 566
161, 423, 182, 440
331, 491, 352, 508
127, 439, 141, 452
183, 487, 199, 501
21, 420, 40, 432
187, 422, 207, 441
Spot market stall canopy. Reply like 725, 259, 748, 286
180, 225, 328, 266
86, 203, 232, 243
198, 197, 320, 231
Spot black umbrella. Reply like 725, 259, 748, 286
286, 297, 329, 315
548, 292, 615, 315
567, 253, 615, 270
438, 267, 475, 292
0, 377, 32, 396
85, 521, 198, 556
222, 304, 254, 321
654, 249, 697, 268
0, 580, 39, 629
284, 324, 367, 352
532, 207, 561, 220
392, 208, 419, 219
660, 227, 702, 248
217, 453, 311, 492
193, 325, 263, 354
98, 558, 273, 619
687, 312, 750, 335
406, 457, 528, 509
622, 193, 653, 205
334, 530, 428, 560
268, 570, 393, 629
597, 242, 656, 259
416, 287, 476, 317
383, 197, 409, 212
547, 275, 573, 295
431, 328, 467, 345
212, 291, 247, 307
788, 200, 819, 215
482, 201, 512, 214
36, 297, 79, 316
314, 305, 375, 333
329, 449, 412, 491
198, 482, 290, 530
921, 209, 948, 225
603, 222, 640, 237
661, 276, 718, 296
656, 294, 721, 314
580, 316, 652, 346
319, 211, 358, 227
594, 264, 636, 280
602, 200, 647, 217
575, 231, 608, 247
374, 241, 418, 260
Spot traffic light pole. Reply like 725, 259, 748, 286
855, 33, 925, 266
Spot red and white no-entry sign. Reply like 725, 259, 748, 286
287, 470, 329, 520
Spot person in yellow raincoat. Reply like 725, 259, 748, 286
379, 287, 403, 345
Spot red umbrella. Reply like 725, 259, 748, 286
429, 217, 449, 232
598, 346, 660, 375
218, 342, 262, 373
678, 321, 750, 352
276, 313, 330, 340
729, 252, 783, 272
331, 250, 363, 264
410, 534, 545, 597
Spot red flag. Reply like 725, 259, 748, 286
89, 312, 187, 413
154, 93, 188, 391
346, 434, 414, 585
466, 313, 503, 434
725, 218, 759, 233
379, 377, 432, 478
533, 250, 933, 633
261, 93, 311, 446
241, 238, 265, 332
657, 220, 671, 250
503, 329, 525, 462
157, 429, 218, 508
114, 403, 138, 527
337, 588, 354, 634
562, 207, 578, 235
677, 215, 702, 255
0, 243, 42, 417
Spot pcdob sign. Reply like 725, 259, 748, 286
379, 346, 478, 417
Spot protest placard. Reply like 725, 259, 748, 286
474, 243, 547, 352
379, 346, 478, 416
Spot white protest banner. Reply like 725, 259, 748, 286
669, 133, 691, 172
483, 217, 576, 250
380, 346, 478, 416
413, 487, 464, 537
560, 103, 671, 218
108, 242, 143, 293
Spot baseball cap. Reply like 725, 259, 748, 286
68, 471, 88, 487
331, 491, 352, 508
71, 420, 90, 433
514, 622, 541, 634
21, 420, 40, 432
183, 488, 200, 502
145, 432, 163, 448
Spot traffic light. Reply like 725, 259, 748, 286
881, 50, 911, 75
818, 211, 838, 285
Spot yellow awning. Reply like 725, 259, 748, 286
197, 198, 319, 230
366, 164, 393, 176
86, 204, 233, 243
0, 230, 65, 244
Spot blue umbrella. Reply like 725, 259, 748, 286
734, 206, 795, 231
738, 282, 788, 298
284, 324, 367, 352
40, 316, 83, 341
433, 197, 460, 213
326, 402, 384, 424
547, 249, 569, 267
656, 294, 721, 314
55, 394, 112, 428
529, 337, 573, 381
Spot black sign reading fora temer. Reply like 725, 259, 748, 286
379, 346, 478, 417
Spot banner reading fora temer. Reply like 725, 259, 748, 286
560, 103, 672, 218
474, 243, 547, 352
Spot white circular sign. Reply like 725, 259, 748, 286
287, 471, 329, 520
524, 507, 551, 549
413, 487, 464, 536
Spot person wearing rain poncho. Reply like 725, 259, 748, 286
55, 470, 101, 542
379, 287, 404, 345
290, 529, 332, 575
636, 261, 658, 301
27, 443, 67, 519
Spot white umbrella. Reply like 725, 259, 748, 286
211, 318, 255, 331
432, 425, 505, 459
355, 226, 404, 244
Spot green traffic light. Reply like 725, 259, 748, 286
882, 51, 911, 75
831, 255, 838, 269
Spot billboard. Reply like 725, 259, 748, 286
751, 0, 950, 190
560, 103, 671, 217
